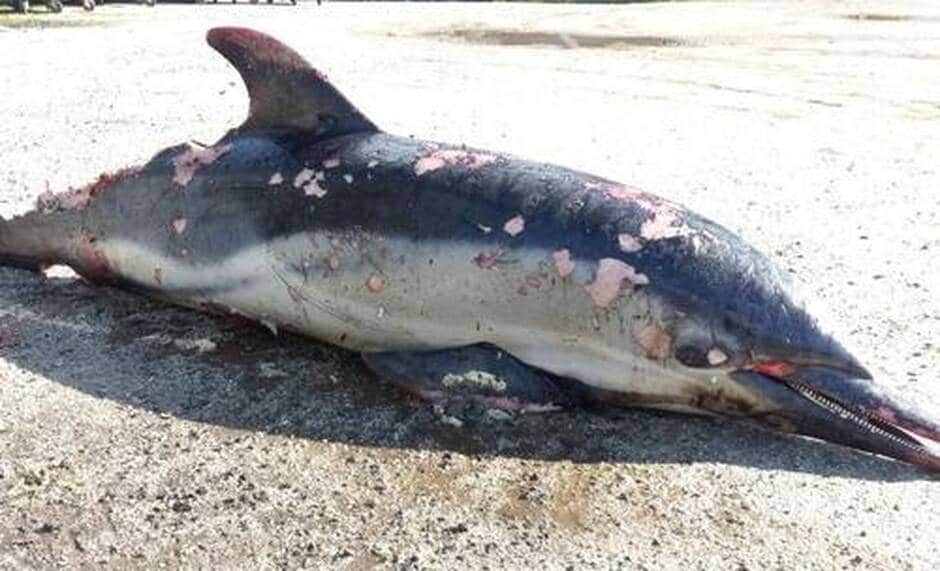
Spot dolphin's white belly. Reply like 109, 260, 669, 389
100, 232, 694, 395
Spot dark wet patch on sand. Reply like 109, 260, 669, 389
426, 28, 690, 50
843, 13, 940, 23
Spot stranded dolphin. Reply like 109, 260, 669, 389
1, 27, 938, 472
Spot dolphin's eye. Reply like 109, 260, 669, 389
675, 345, 711, 368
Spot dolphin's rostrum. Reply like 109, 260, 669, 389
1, 27, 938, 472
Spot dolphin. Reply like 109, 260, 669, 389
1, 27, 938, 472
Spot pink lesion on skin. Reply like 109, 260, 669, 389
503, 215, 525, 236
585, 180, 663, 212
707, 347, 729, 365
552, 249, 575, 278
618, 233, 643, 253
636, 323, 672, 360
584, 258, 649, 308
37, 166, 142, 213
367, 275, 385, 293
753, 361, 796, 378
414, 149, 497, 176
304, 179, 327, 198
75, 233, 111, 277
294, 168, 315, 188
322, 158, 341, 169
640, 209, 693, 241
473, 250, 503, 270
585, 180, 695, 243
294, 168, 328, 197
172, 143, 232, 187
326, 254, 341, 272
171, 218, 187, 235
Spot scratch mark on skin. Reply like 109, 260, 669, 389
414, 149, 497, 176
271, 270, 312, 323
172, 143, 232, 187
524, 273, 543, 289
584, 258, 649, 308
637, 323, 672, 360
503, 215, 525, 236
367, 275, 385, 293
552, 249, 575, 278
268, 172, 283, 185
618, 233, 643, 253
323, 158, 341, 169
171, 218, 187, 234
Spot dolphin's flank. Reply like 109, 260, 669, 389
1, 27, 938, 472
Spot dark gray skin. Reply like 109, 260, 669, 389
1, 27, 939, 472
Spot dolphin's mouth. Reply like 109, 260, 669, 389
781, 376, 933, 456
733, 363, 940, 472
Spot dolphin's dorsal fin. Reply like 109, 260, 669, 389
207, 27, 378, 137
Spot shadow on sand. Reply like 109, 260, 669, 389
0, 269, 930, 482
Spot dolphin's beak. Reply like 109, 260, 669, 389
731, 362, 940, 472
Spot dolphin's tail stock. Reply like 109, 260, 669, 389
0, 209, 78, 273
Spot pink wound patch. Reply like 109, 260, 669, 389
586, 181, 661, 211
584, 258, 649, 308
304, 179, 327, 198
640, 210, 693, 241
326, 254, 341, 271
414, 149, 497, 176
36, 166, 142, 213
294, 168, 315, 188
753, 361, 795, 378
77, 233, 111, 276
618, 233, 643, 253
323, 158, 341, 169
171, 218, 187, 234
637, 324, 672, 360
172, 143, 232, 187
707, 348, 729, 365
503, 215, 525, 236
552, 249, 575, 278
473, 251, 501, 270
367, 275, 385, 293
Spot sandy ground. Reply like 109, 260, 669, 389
1, 1, 939, 568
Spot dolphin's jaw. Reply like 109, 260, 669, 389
730, 366, 940, 471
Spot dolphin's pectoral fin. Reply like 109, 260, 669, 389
206, 27, 378, 138
361, 344, 587, 412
